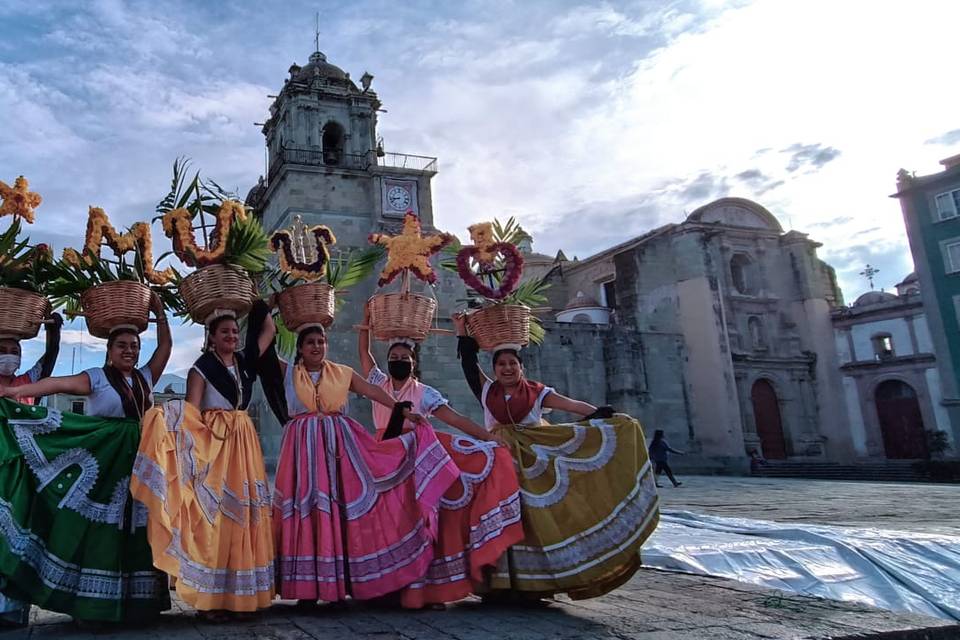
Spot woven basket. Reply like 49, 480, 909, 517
180, 264, 256, 324
81, 281, 151, 339
368, 292, 437, 342
277, 282, 335, 332
0, 287, 51, 339
465, 304, 531, 351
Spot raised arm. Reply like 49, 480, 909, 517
358, 302, 376, 377
36, 312, 63, 380
145, 293, 172, 384
244, 299, 276, 362
0, 372, 92, 400
542, 391, 597, 418
453, 313, 490, 401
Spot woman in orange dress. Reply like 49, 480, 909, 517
131, 301, 276, 622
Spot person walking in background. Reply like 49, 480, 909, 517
649, 429, 684, 488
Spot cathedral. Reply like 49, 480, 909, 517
244, 48, 944, 471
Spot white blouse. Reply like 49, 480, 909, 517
83, 366, 155, 418
192, 364, 240, 411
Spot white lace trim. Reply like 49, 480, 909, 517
520, 421, 618, 509
10, 408, 139, 527
0, 497, 164, 600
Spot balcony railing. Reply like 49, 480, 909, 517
269, 145, 438, 179
378, 151, 438, 173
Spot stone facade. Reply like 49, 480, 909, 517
244, 48, 886, 470
540, 199, 849, 468
832, 286, 954, 459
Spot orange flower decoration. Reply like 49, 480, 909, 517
368, 212, 453, 287
0, 176, 42, 224
162, 200, 246, 267
62, 206, 174, 285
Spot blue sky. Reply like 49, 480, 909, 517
2, 0, 958, 375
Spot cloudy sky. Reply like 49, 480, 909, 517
2, 0, 957, 375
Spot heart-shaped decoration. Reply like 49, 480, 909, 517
456, 222, 525, 300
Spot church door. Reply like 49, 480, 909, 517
875, 380, 928, 459
751, 379, 787, 459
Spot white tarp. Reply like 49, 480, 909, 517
642, 510, 960, 621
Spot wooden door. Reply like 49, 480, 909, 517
875, 380, 928, 459
751, 379, 787, 459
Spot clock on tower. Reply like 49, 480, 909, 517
381, 178, 418, 218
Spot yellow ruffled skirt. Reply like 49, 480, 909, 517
489, 414, 659, 599
130, 401, 275, 611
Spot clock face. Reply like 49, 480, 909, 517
387, 185, 411, 211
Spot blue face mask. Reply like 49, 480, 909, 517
0, 354, 21, 376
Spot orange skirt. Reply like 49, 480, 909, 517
131, 401, 275, 612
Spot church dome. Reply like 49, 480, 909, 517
291, 51, 350, 84
853, 290, 897, 307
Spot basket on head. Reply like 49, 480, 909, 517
0, 287, 51, 340
180, 264, 257, 325
368, 292, 436, 343
277, 282, 335, 332
81, 280, 151, 339
465, 304, 531, 352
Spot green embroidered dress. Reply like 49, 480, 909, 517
0, 394, 169, 621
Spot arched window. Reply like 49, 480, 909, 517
321, 121, 345, 166
872, 333, 894, 360
730, 253, 757, 295
748, 316, 766, 350
572, 313, 592, 323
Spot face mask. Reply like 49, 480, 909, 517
388, 360, 413, 381
0, 354, 21, 376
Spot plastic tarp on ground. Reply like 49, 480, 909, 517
642, 510, 960, 621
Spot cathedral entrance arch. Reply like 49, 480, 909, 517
874, 380, 928, 459
751, 379, 787, 459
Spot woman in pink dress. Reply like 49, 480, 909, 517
359, 304, 523, 609
263, 315, 460, 605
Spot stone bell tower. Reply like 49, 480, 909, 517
245, 49, 465, 458
247, 49, 441, 243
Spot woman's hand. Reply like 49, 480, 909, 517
452, 312, 468, 337
402, 407, 427, 424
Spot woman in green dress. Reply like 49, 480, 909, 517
0, 294, 171, 625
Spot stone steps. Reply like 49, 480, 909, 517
752, 461, 930, 482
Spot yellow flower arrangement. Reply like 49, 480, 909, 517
368, 212, 453, 286
0, 176, 42, 224
162, 200, 246, 267
62, 206, 174, 285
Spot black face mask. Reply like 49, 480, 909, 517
388, 360, 413, 381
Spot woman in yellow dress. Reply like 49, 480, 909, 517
131, 300, 276, 622
453, 313, 659, 602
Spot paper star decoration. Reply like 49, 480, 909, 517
369, 211, 454, 287
0, 176, 42, 224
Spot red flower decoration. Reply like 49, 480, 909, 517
456, 242, 524, 300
